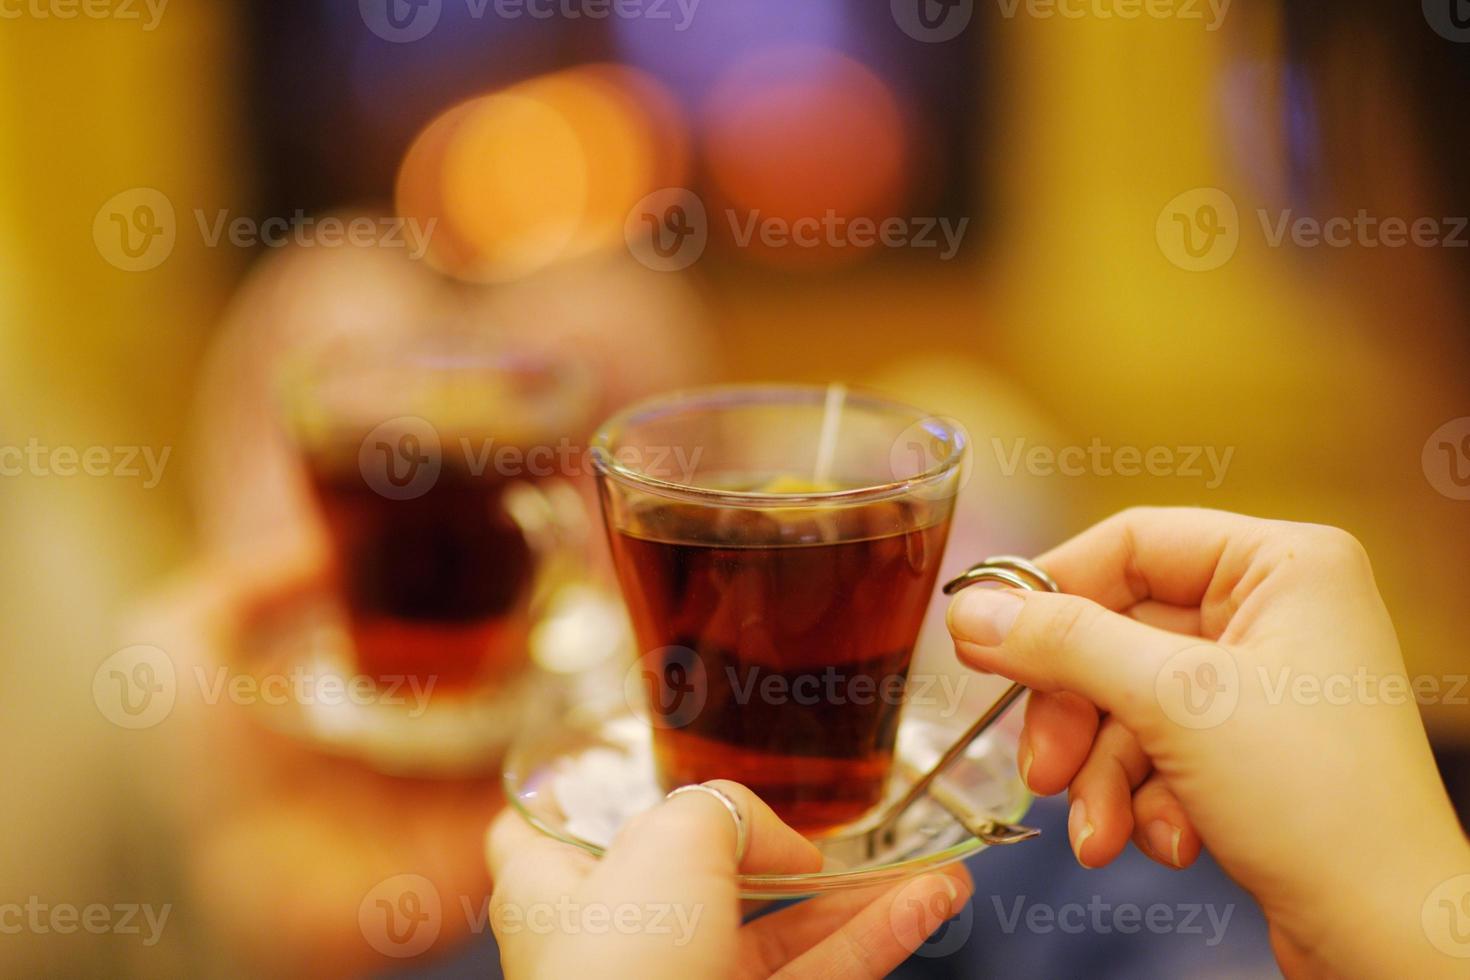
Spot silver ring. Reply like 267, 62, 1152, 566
665, 783, 749, 864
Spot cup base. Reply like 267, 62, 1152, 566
234, 591, 543, 777
503, 700, 1034, 898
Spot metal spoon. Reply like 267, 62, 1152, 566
866, 556, 1059, 847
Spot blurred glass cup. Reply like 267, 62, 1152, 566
282, 331, 596, 696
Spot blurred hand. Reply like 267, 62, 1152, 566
136, 544, 500, 977
946, 507, 1470, 978
486, 780, 971, 979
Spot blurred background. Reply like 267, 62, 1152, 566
3, 1, 1469, 976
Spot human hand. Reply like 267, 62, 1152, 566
945, 507, 1470, 978
136, 544, 498, 977
485, 780, 972, 979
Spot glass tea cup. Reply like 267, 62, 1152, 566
283, 334, 595, 696
591, 385, 967, 835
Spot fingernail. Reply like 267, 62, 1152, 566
1019, 745, 1035, 790
948, 589, 1024, 646
1147, 820, 1183, 868
1068, 799, 1094, 869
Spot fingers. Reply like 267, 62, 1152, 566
1064, 717, 1152, 868
767, 867, 974, 980
602, 780, 823, 883
1126, 599, 1203, 636
1033, 506, 1265, 611
584, 780, 822, 940
1129, 775, 1201, 870
484, 809, 597, 914
948, 587, 1201, 727
739, 870, 963, 975
1019, 691, 1098, 795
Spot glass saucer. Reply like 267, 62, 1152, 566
503, 702, 1034, 899
232, 590, 545, 777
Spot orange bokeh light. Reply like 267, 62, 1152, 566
395, 65, 688, 282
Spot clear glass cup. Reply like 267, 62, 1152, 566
590, 384, 967, 835
283, 331, 596, 696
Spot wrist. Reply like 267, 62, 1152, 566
1311, 832, 1470, 978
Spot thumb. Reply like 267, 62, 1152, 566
947, 587, 1203, 728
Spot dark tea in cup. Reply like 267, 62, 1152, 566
593, 387, 966, 835
286, 339, 593, 692
304, 435, 541, 689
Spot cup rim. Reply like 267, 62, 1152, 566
277, 336, 597, 447
589, 383, 967, 507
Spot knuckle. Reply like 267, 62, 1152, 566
1031, 595, 1096, 654
1299, 523, 1372, 571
